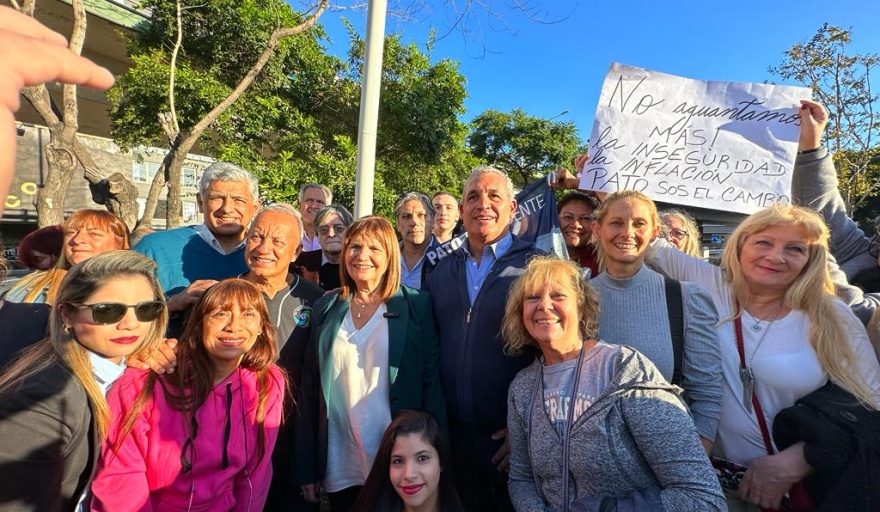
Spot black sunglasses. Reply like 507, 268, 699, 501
69, 301, 166, 325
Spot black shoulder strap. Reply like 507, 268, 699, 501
663, 275, 684, 387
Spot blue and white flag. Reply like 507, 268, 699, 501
510, 176, 567, 259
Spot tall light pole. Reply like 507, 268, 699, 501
353, 0, 388, 218
548, 109, 569, 121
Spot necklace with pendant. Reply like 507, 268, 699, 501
739, 299, 784, 412
746, 301, 783, 331
354, 294, 378, 319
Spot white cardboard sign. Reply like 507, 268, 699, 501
580, 63, 811, 214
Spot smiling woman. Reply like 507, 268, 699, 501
5, 209, 130, 304
294, 216, 446, 512
352, 410, 464, 512
0, 251, 167, 511
502, 256, 725, 512
645, 203, 880, 510
90, 279, 285, 512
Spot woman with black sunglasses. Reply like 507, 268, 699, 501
89, 278, 284, 512
0, 250, 168, 511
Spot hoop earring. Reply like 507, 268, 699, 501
63, 324, 72, 334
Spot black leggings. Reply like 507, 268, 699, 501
326, 485, 363, 512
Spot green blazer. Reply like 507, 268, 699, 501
293, 285, 447, 484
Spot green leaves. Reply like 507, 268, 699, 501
467, 108, 582, 187
109, 1, 472, 218
769, 24, 880, 220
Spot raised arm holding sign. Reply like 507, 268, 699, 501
580, 63, 811, 214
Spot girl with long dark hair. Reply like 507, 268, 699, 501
352, 410, 463, 512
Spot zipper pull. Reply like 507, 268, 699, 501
466, 307, 472, 323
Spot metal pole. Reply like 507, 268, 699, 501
353, 0, 388, 218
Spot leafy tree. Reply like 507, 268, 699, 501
769, 24, 880, 219
242, 25, 474, 218
12, 0, 139, 227
467, 108, 581, 187
111, 1, 473, 222
108, 0, 329, 229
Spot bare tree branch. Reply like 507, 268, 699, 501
168, 0, 183, 136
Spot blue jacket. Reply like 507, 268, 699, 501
422, 236, 541, 469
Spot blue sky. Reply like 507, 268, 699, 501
297, 0, 880, 142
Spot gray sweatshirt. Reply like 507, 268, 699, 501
790, 147, 880, 324
507, 342, 725, 512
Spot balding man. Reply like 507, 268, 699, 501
241, 204, 323, 512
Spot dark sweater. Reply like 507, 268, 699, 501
0, 300, 50, 369
0, 359, 97, 511
773, 381, 880, 512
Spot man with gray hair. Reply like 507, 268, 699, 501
423, 166, 542, 511
293, 204, 353, 291
298, 183, 333, 252
135, 162, 261, 314
395, 191, 442, 288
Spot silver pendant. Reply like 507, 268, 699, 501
739, 366, 754, 413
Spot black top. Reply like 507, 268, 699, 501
0, 300, 51, 369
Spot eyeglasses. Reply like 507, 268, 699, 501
68, 301, 166, 325
317, 224, 347, 236
666, 228, 689, 240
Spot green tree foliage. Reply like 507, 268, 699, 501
250, 23, 474, 218
769, 24, 880, 221
108, 0, 329, 155
109, 1, 472, 220
467, 108, 582, 187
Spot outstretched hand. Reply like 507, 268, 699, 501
798, 99, 828, 152
551, 154, 590, 191
0, 6, 115, 215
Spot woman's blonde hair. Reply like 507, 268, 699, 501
591, 190, 660, 273
660, 209, 703, 258
0, 250, 167, 438
339, 216, 401, 302
501, 256, 599, 355
8, 209, 130, 304
722, 203, 877, 409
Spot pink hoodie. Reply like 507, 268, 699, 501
91, 366, 284, 512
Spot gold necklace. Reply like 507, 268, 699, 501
353, 294, 379, 319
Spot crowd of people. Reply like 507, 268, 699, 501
1, 7, 880, 512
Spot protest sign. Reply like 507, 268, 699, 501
580, 63, 811, 214
511, 176, 567, 259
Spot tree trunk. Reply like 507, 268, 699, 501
164, 140, 192, 228
74, 138, 139, 228
149, 0, 330, 229
36, 135, 78, 226
136, 154, 169, 231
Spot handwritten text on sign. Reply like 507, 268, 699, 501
580, 63, 811, 214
